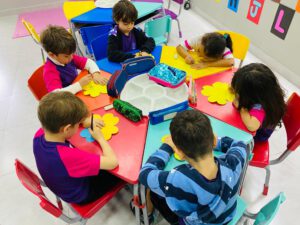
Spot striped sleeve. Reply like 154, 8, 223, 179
139, 144, 173, 197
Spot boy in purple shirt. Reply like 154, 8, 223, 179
33, 92, 121, 204
107, 0, 155, 62
40, 25, 108, 94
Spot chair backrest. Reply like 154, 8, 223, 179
15, 159, 63, 218
28, 65, 48, 100
218, 30, 250, 67
283, 93, 300, 151
144, 15, 172, 45
80, 24, 112, 55
253, 192, 286, 225
91, 33, 109, 61
22, 19, 40, 44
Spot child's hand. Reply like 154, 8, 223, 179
88, 124, 104, 141
185, 55, 195, 64
93, 72, 108, 85
140, 51, 150, 56
233, 97, 239, 108
191, 62, 207, 70
163, 135, 176, 150
79, 74, 93, 87
82, 116, 104, 128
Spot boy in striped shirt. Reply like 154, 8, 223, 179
139, 110, 247, 225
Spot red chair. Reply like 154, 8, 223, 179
249, 93, 300, 195
15, 159, 127, 225
28, 65, 48, 100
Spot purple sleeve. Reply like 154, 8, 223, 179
57, 145, 100, 178
43, 61, 63, 92
72, 54, 88, 70
249, 106, 265, 125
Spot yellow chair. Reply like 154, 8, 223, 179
218, 30, 250, 68
22, 19, 45, 63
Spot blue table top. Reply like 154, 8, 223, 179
97, 45, 162, 74
143, 113, 253, 171
71, 2, 162, 24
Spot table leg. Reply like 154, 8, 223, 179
134, 184, 141, 225
239, 139, 254, 194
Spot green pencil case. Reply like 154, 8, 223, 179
113, 99, 143, 122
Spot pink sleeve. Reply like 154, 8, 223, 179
34, 128, 44, 138
73, 54, 88, 70
57, 145, 100, 178
43, 61, 63, 92
249, 106, 265, 125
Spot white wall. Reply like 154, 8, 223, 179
191, 0, 300, 87
0, 0, 64, 16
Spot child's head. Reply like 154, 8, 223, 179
170, 110, 214, 161
38, 92, 89, 138
40, 25, 76, 64
113, 0, 137, 34
231, 63, 286, 128
200, 32, 233, 59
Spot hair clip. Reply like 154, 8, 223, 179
223, 33, 228, 39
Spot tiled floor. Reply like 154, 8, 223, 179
0, 5, 299, 225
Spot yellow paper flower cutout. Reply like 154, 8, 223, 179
94, 113, 119, 140
201, 82, 234, 105
83, 81, 107, 97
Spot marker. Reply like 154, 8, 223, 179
91, 113, 94, 131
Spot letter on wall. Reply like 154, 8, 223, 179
228, 0, 240, 13
271, 4, 295, 40
247, 0, 265, 24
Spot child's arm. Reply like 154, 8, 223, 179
176, 44, 195, 64
89, 125, 118, 170
107, 35, 135, 62
240, 108, 261, 132
191, 58, 234, 69
136, 28, 155, 54
139, 143, 173, 196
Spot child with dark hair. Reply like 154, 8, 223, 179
40, 25, 107, 94
33, 92, 121, 204
231, 63, 286, 141
107, 0, 155, 62
176, 32, 234, 69
139, 110, 247, 225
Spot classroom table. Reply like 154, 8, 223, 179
192, 68, 253, 135
96, 45, 162, 74
63, 1, 96, 21
71, 2, 163, 25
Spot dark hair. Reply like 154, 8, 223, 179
202, 32, 233, 59
231, 63, 286, 129
170, 110, 214, 160
40, 25, 76, 55
113, 0, 138, 23
38, 92, 89, 133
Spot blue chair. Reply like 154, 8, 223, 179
144, 15, 172, 45
80, 24, 112, 57
90, 33, 109, 61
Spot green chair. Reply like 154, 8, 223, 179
144, 15, 172, 45
245, 192, 286, 225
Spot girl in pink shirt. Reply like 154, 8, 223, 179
176, 32, 234, 69
231, 63, 286, 141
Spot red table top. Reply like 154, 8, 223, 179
69, 107, 149, 184
193, 69, 253, 135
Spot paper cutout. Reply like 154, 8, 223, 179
160, 46, 230, 80
80, 113, 119, 142
228, 0, 240, 13
161, 135, 184, 161
82, 81, 107, 97
271, 4, 295, 40
247, 0, 265, 24
201, 82, 234, 105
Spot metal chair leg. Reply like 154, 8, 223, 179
263, 166, 271, 195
